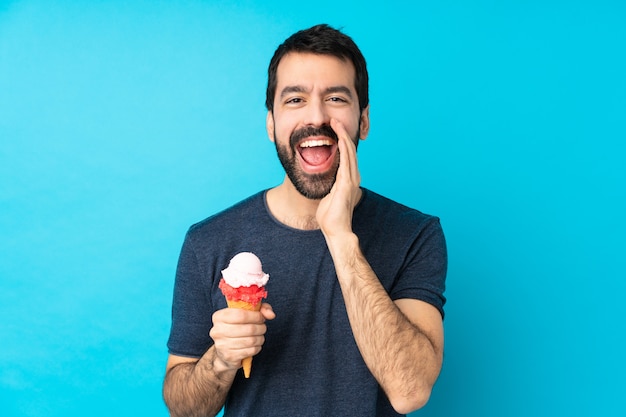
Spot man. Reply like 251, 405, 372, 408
163, 24, 447, 417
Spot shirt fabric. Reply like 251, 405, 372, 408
167, 188, 447, 416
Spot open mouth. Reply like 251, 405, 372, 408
296, 137, 338, 173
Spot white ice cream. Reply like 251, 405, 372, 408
221, 252, 270, 288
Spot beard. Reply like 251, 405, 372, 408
273, 124, 359, 200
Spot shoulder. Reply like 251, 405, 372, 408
355, 189, 446, 266
357, 188, 442, 234
186, 191, 267, 239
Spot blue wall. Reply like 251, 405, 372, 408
1, 1, 624, 416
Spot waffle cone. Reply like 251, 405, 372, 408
226, 298, 262, 378
226, 299, 262, 311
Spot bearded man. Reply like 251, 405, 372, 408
163, 24, 447, 417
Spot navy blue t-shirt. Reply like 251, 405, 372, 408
167, 188, 447, 416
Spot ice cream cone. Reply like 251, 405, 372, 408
226, 298, 262, 378
220, 252, 269, 379
226, 299, 261, 311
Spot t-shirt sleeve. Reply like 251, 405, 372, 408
166, 230, 215, 357
389, 217, 448, 318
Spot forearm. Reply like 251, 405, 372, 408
325, 232, 442, 413
163, 346, 236, 417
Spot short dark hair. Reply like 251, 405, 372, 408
265, 24, 369, 113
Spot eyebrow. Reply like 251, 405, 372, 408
279, 85, 308, 99
279, 85, 354, 99
326, 86, 353, 98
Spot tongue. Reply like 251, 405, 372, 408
300, 146, 332, 166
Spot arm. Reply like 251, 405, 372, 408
316, 119, 444, 414
163, 304, 275, 417
324, 234, 443, 413
163, 349, 234, 417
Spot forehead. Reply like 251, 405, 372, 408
275, 52, 356, 90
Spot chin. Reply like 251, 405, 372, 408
290, 165, 338, 199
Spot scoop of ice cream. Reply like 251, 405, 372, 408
219, 279, 267, 304
221, 252, 269, 288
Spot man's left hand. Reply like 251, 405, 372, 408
316, 118, 362, 238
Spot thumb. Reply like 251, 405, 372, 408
260, 303, 276, 320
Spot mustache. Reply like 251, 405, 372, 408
290, 125, 339, 148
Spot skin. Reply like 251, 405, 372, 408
163, 52, 444, 416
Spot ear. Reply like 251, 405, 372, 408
266, 111, 275, 142
359, 105, 370, 141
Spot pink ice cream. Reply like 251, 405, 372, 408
218, 252, 270, 378
219, 252, 269, 306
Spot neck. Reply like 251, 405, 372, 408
266, 177, 322, 230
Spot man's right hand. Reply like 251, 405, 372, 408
209, 303, 275, 371
164, 304, 273, 417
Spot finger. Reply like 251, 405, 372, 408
210, 323, 265, 348
344, 135, 359, 184
260, 303, 276, 320
330, 118, 352, 179
225, 335, 266, 351
214, 336, 265, 366
227, 322, 268, 337
330, 118, 359, 185
214, 307, 267, 324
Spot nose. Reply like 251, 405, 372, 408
304, 98, 329, 127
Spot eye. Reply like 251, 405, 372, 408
327, 96, 350, 104
285, 97, 304, 105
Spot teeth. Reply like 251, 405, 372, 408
300, 139, 332, 148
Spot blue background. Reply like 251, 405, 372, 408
1, 1, 625, 416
